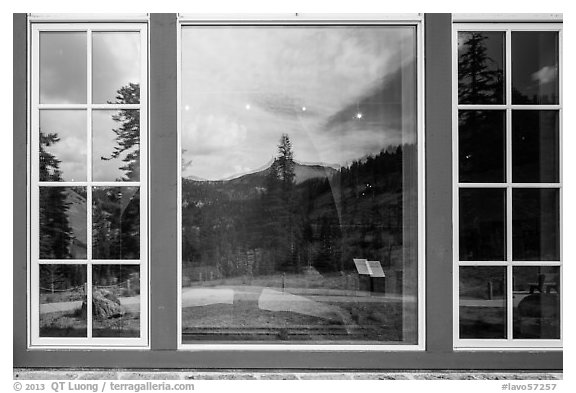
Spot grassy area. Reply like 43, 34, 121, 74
459, 306, 506, 339
40, 310, 86, 337
187, 271, 365, 292
183, 303, 346, 342
40, 289, 85, 304
182, 297, 415, 343
93, 312, 140, 337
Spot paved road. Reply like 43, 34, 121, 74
460, 294, 531, 308
40, 296, 140, 314
181, 285, 416, 327
42, 286, 416, 322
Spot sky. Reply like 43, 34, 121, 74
40, 32, 87, 104
181, 26, 418, 181
39, 31, 141, 181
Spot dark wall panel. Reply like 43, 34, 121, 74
150, 13, 178, 350
424, 13, 455, 353
13, 13, 562, 370
13, 12, 28, 365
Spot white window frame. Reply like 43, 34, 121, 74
452, 22, 563, 350
176, 14, 426, 351
28, 22, 149, 348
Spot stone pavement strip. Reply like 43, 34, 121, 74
13, 369, 562, 380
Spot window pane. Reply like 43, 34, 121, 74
92, 186, 140, 259
39, 110, 87, 182
512, 32, 559, 105
93, 110, 140, 182
513, 189, 559, 261
513, 266, 560, 339
458, 31, 505, 105
512, 110, 559, 183
181, 26, 418, 344
92, 32, 141, 104
40, 187, 87, 259
459, 110, 506, 183
40, 32, 87, 104
40, 264, 87, 337
459, 188, 506, 261
459, 266, 507, 339
92, 265, 140, 337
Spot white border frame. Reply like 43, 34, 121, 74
452, 14, 562, 23
452, 22, 563, 350
28, 14, 150, 23
176, 15, 426, 351
28, 22, 150, 348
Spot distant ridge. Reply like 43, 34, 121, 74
185, 161, 338, 185
185, 174, 208, 182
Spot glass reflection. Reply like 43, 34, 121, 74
92, 265, 140, 337
512, 32, 559, 105
459, 266, 506, 339
39, 264, 87, 337
458, 31, 505, 105
40, 110, 87, 182
513, 266, 560, 339
513, 189, 560, 261
39, 187, 87, 260
92, 32, 141, 104
512, 111, 559, 183
92, 187, 140, 260
459, 188, 506, 261
40, 32, 87, 104
93, 109, 140, 182
181, 26, 418, 343
459, 110, 506, 183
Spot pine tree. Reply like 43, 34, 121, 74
265, 134, 303, 272
38, 132, 73, 259
458, 32, 504, 104
101, 83, 140, 181
93, 83, 142, 259
275, 134, 295, 187
39, 132, 63, 182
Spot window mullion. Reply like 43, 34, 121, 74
505, 28, 513, 343
86, 28, 93, 339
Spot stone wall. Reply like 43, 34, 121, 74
14, 369, 562, 380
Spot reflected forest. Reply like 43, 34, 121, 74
39, 83, 141, 260
181, 131, 417, 342
182, 136, 414, 279
39, 83, 141, 337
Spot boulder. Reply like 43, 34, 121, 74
81, 289, 125, 320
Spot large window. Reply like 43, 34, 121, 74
178, 24, 423, 347
29, 23, 148, 347
453, 23, 562, 348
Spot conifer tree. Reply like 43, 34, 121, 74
458, 32, 504, 103
101, 82, 140, 181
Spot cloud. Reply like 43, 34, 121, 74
531, 65, 557, 85
40, 32, 141, 104
92, 110, 141, 181
181, 26, 417, 180
40, 110, 87, 181
40, 32, 87, 104
92, 32, 141, 103
183, 115, 248, 156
